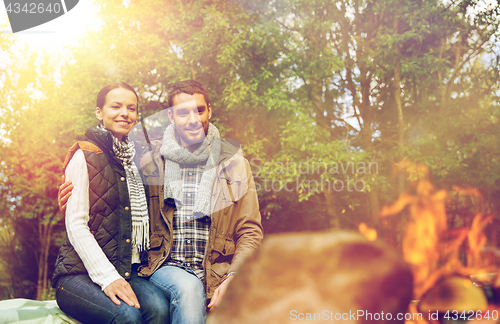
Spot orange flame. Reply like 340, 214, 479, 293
381, 177, 447, 297
382, 161, 495, 303
358, 222, 377, 241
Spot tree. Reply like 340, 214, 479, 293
58, 0, 500, 235
0, 47, 78, 299
240, 0, 500, 235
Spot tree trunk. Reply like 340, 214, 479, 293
323, 188, 341, 229
36, 221, 53, 300
368, 191, 380, 228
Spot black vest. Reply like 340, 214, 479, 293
52, 127, 134, 287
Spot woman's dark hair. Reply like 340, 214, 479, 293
96, 82, 139, 110
167, 80, 210, 108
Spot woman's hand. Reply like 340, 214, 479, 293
103, 278, 141, 309
58, 175, 74, 214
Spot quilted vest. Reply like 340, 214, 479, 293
52, 127, 134, 287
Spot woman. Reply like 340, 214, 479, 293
52, 82, 169, 324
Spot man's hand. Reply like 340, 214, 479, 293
103, 278, 141, 309
207, 275, 234, 311
58, 175, 73, 214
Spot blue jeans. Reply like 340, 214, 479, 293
56, 269, 169, 324
149, 265, 206, 324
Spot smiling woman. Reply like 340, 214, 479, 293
95, 86, 138, 141
51, 82, 170, 324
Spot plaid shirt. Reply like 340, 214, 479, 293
167, 163, 211, 281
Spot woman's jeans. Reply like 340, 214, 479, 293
149, 265, 206, 324
55, 268, 169, 324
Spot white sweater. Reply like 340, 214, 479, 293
65, 149, 139, 290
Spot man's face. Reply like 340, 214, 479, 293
168, 92, 212, 150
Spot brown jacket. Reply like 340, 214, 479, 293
138, 139, 263, 299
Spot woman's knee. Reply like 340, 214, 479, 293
113, 305, 142, 324
139, 291, 170, 323
141, 301, 170, 324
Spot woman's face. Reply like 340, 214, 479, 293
95, 88, 138, 140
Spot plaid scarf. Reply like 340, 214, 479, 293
97, 124, 150, 252
160, 123, 221, 218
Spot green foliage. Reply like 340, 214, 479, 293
0, 45, 77, 299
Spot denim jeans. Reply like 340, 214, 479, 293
149, 265, 206, 324
55, 268, 169, 324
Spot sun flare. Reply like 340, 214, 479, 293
1, 0, 101, 55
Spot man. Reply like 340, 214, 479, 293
59, 80, 263, 324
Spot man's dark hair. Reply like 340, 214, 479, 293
167, 80, 210, 108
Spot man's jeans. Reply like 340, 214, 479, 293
55, 268, 169, 324
150, 265, 206, 324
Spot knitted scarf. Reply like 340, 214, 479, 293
160, 123, 221, 219
97, 124, 150, 252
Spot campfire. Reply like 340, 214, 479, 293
378, 161, 498, 323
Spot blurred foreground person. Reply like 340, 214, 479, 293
207, 230, 413, 324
